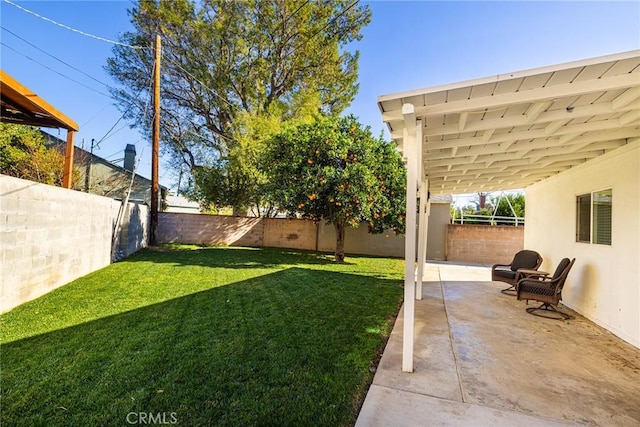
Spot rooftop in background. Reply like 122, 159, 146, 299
378, 50, 640, 195
43, 131, 166, 204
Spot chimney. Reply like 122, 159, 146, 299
124, 144, 136, 172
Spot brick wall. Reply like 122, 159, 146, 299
1, 175, 149, 313
446, 224, 524, 265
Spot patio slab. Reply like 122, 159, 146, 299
356, 263, 640, 426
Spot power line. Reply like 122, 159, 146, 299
0, 42, 111, 98
1, 26, 112, 89
162, 55, 234, 109
3, 0, 147, 49
81, 103, 112, 127
95, 60, 156, 146
303, 0, 361, 46
285, 0, 311, 24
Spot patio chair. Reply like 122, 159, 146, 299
516, 258, 576, 320
492, 250, 543, 295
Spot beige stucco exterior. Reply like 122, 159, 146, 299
525, 140, 640, 348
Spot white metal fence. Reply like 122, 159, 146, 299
451, 213, 525, 226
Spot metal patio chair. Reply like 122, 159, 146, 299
492, 250, 543, 295
517, 258, 576, 320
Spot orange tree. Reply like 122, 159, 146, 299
262, 115, 406, 262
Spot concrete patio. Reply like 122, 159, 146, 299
356, 262, 640, 426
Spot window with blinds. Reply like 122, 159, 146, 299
592, 189, 612, 245
576, 189, 612, 245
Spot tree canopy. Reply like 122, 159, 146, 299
262, 115, 406, 262
0, 123, 71, 186
107, 0, 371, 214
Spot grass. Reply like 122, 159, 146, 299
0, 246, 404, 426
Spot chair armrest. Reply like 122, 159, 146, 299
518, 269, 548, 277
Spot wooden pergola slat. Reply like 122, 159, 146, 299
0, 70, 79, 188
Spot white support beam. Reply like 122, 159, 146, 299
619, 108, 640, 126
418, 120, 424, 189
611, 87, 640, 110
416, 179, 428, 301
402, 104, 418, 373
545, 119, 567, 135
403, 103, 417, 137
458, 112, 469, 131
483, 129, 495, 143
559, 133, 581, 145
525, 101, 549, 123
425, 118, 633, 151
382, 72, 640, 121
416, 122, 426, 301
419, 100, 638, 138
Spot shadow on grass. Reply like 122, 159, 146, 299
1, 267, 402, 426
135, 245, 354, 269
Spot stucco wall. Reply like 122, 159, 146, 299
427, 203, 450, 260
446, 224, 524, 265
525, 140, 640, 348
0, 175, 149, 313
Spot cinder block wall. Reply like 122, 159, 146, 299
317, 222, 404, 257
446, 224, 524, 265
157, 213, 264, 247
0, 175, 148, 313
157, 213, 405, 256
263, 218, 317, 250
157, 214, 524, 264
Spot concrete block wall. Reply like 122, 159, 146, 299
263, 218, 317, 251
317, 222, 405, 257
1, 175, 148, 313
157, 213, 405, 256
157, 213, 264, 247
115, 201, 150, 260
158, 214, 524, 264
446, 224, 524, 265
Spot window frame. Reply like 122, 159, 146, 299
576, 188, 612, 246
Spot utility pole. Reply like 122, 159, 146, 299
150, 34, 161, 245
84, 138, 96, 193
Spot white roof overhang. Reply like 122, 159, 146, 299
378, 50, 640, 195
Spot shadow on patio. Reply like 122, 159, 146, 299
357, 263, 640, 426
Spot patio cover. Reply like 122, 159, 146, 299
377, 50, 640, 372
0, 70, 79, 188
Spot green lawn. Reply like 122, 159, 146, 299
0, 246, 404, 426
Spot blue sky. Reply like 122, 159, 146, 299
2, 0, 639, 197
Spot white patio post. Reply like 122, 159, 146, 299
402, 104, 418, 373
416, 176, 429, 300
415, 120, 427, 300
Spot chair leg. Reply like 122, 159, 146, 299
500, 285, 516, 295
525, 303, 573, 320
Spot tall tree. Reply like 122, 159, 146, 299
262, 115, 406, 262
106, 0, 371, 214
